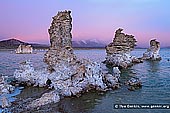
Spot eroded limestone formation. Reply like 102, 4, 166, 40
142, 39, 161, 60
14, 10, 121, 108
104, 28, 139, 68
44, 10, 75, 72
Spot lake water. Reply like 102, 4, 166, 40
0, 49, 170, 113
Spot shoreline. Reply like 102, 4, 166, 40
1, 48, 170, 52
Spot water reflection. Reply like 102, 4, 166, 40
146, 60, 161, 73
28, 91, 106, 113
16, 86, 48, 99
57, 91, 105, 113
1, 49, 170, 113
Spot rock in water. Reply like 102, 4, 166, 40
126, 77, 142, 87
142, 39, 161, 60
0, 75, 15, 95
126, 77, 142, 91
14, 10, 121, 108
104, 28, 137, 68
43, 10, 121, 94
16, 44, 33, 54
27, 91, 60, 108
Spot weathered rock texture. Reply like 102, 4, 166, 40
27, 91, 60, 108
125, 77, 142, 91
14, 60, 49, 87
0, 76, 14, 108
44, 10, 75, 72
14, 10, 121, 108
0, 76, 15, 95
105, 28, 138, 68
142, 39, 161, 60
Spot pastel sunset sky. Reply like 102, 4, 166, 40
0, 0, 170, 47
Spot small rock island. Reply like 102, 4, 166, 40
142, 39, 161, 60
104, 28, 161, 68
104, 28, 138, 68
16, 44, 33, 54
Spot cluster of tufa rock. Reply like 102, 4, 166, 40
14, 10, 121, 108
142, 39, 161, 60
14, 60, 49, 87
16, 44, 33, 54
0, 75, 15, 108
104, 28, 141, 68
0, 76, 15, 95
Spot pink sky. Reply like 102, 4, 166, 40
0, 0, 170, 47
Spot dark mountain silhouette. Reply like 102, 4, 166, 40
0, 38, 107, 49
72, 39, 106, 48
1, 38, 168, 49
0, 39, 49, 49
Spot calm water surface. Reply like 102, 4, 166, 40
0, 49, 170, 113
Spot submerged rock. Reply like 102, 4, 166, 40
126, 77, 142, 87
142, 39, 161, 60
132, 57, 143, 63
104, 28, 138, 68
14, 10, 121, 108
126, 77, 142, 91
27, 91, 60, 108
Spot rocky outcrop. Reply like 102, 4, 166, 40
0, 76, 14, 108
0, 76, 15, 95
126, 77, 142, 87
125, 77, 142, 91
27, 91, 60, 108
142, 39, 161, 60
14, 10, 121, 107
14, 60, 49, 87
104, 28, 138, 68
44, 10, 76, 72
16, 44, 33, 54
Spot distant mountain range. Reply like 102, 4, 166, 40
1, 38, 168, 49
0, 38, 107, 49
0, 39, 49, 49
72, 39, 106, 48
